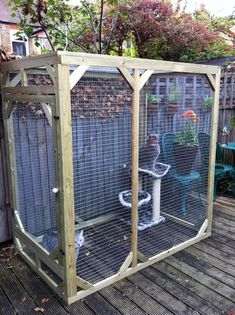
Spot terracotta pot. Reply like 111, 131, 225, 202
147, 103, 160, 115
166, 103, 180, 115
173, 143, 198, 175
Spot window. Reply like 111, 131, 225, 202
12, 41, 26, 56
10, 30, 28, 57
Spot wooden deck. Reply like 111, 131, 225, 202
0, 196, 235, 315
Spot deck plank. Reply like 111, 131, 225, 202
114, 279, 174, 315
0, 197, 235, 314
128, 272, 200, 315
0, 263, 37, 314
142, 266, 222, 315
165, 255, 235, 302
153, 260, 234, 313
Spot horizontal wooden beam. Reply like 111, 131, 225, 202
4, 94, 56, 103
2, 86, 55, 95
17, 250, 64, 299
15, 227, 63, 279
58, 52, 220, 75
75, 210, 122, 230
0, 52, 59, 72
0, 51, 220, 76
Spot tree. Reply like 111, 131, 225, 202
107, 0, 234, 61
8, 0, 125, 54
8, 0, 235, 61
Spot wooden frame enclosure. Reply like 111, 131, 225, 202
0, 51, 221, 304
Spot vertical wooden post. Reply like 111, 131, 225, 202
53, 64, 77, 300
131, 69, 140, 267
207, 69, 221, 235
1, 73, 20, 248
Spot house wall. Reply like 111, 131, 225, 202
0, 23, 11, 52
0, 23, 47, 56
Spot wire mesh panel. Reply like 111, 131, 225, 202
70, 68, 133, 283
137, 73, 212, 258
12, 102, 56, 237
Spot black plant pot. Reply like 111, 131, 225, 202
173, 143, 198, 175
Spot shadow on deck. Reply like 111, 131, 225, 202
0, 196, 235, 315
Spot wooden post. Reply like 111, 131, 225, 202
53, 64, 77, 300
131, 69, 140, 267
207, 69, 221, 235
1, 73, 19, 236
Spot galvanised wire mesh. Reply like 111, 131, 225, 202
71, 68, 133, 283
72, 69, 213, 284
10, 68, 213, 286
12, 102, 56, 237
137, 73, 212, 258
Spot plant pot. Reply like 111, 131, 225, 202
173, 143, 198, 175
166, 103, 180, 115
147, 103, 160, 115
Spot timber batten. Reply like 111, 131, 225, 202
0, 51, 220, 304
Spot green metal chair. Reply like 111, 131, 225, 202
162, 133, 202, 215
198, 132, 234, 200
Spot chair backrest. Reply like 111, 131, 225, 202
216, 143, 223, 163
162, 133, 176, 175
198, 132, 222, 165
198, 132, 209, 167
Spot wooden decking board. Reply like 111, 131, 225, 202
194, 240, 235, 267
128, 271, 200, 315
213, 220, 235, 239
185, 245, 235, 278
11, 258, 69, 315
0, 197, 235, 314
114, 279, 174, 315
65, 301, 95, 315
210, 232, 235, 249
0, 285, 15, 315
213, 212, 235, 228
203, 236, 235, 257
141, 266, 222, 315
154, 260, 233, 313
165, 255, 235, 302
175, 250, 235, 289
0, 263, 37, 314
85, 293, 122, 315
99, 285, 148, 315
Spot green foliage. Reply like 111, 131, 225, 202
176, 125, 198, 146
230, 117, 235, 129
176, 110, 199, 147
148, 95, 161, 104
169, 83, 181, 102
203, 95, 213, 111
7, 0, 235, 61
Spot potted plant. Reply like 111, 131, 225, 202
203, 95, 213, 112
173, 110, 199, 175
167, 83, 181, 115
147, 94, 161, 115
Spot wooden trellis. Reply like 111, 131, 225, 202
0, 52, 220, 304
